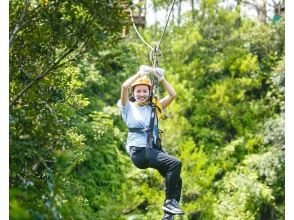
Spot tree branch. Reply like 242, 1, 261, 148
9, 42, 79, 107
9, 0, 30, 47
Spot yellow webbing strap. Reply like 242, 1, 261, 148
151, 96, 166, 120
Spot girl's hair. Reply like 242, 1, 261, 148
129, 95, 136, 102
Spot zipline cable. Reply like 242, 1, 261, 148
157, 0, 176, 50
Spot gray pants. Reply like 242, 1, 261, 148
130, 146, 182, 201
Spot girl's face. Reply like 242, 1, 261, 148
133, 85, 150, 104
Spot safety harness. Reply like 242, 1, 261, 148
128, 95, 164, 161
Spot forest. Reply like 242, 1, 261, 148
9, 0, 285, 219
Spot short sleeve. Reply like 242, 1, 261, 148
117, 99, 131, 123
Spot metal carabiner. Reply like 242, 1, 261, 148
149, 46, 162, 66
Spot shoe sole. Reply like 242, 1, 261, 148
161, 215, 174, 220
162, 206, 184, 215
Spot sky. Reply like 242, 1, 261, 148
143, 0, 276, 26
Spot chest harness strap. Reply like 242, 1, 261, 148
128, 101, 163, 162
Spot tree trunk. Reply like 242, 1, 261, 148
191, 0, 195, 21
257, 0, 267, 23
178, 0, 182, 25
273, 0, 285, 17
234, 0, 242, 27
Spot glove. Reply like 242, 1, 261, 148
154, 67, 165, 81
139, 65, 153, 77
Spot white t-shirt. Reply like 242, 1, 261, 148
117, 99, 158, 154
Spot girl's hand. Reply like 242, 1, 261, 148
139, 65, 153, 77
154, 67, 165, 81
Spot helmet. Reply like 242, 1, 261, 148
131, 76, 152, 89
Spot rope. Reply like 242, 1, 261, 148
128, 0, 176, 53
128, 8, 153, 50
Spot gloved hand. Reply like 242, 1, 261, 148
154, 67, 165, 81
139, 65, 153, 77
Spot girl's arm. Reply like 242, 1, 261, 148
159, 78, 176, 110
154, 67, 176, 109
121, 72, 141, 106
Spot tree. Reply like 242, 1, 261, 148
9, 0, 131, 219
9, 0, 129, 106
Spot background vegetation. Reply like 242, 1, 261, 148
10, 0, 284, 219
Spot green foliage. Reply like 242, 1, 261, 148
213, 168, 274, 220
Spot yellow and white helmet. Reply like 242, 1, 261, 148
131, 76, 152, 89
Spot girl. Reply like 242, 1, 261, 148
117, 65, 184, 220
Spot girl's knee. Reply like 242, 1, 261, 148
131, 157, 149, 169
171, 159, 181, 170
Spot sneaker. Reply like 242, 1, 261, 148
162, 199, 184, 215
161, 212, 174, 220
